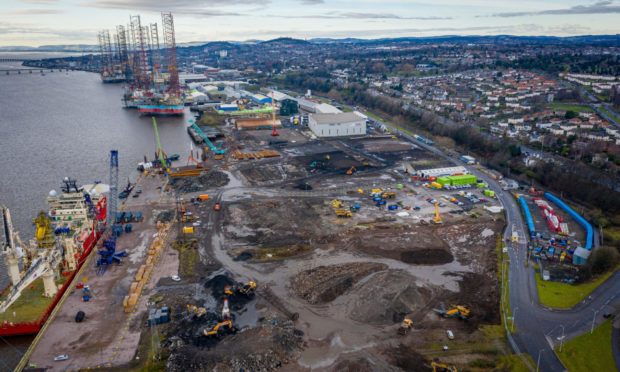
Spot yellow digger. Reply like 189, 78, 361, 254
203, 319, 234, 337
431, 361, 458, 372
186, 304, 207, 318
434, 305, 470, 320
331, 199, 344, 209
382, 191, 397, 199
398, 317, 413, 335
433, 202, 443, 224
224, 280, 257, 297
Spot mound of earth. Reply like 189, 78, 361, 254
400, 248, 453, 265
346, 270, 433, 324
169, 170, 229, 193
291, 263, 387, 304
387, 344, 430, 371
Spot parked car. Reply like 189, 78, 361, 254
54, 354, 69, 361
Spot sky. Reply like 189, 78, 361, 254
1, 0, 620, 46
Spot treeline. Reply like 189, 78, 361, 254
497, 54, 620, 75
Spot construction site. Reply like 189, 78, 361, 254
20, 93, 509, 371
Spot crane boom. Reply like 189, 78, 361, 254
152, 117, 168, 170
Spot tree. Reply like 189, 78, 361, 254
565, 110, 578, 119
587, 246, 619, 275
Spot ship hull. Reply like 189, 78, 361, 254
0, 198, 106, 337
138, 104, 184, 116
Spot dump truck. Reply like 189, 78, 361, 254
335, 209, 353, 218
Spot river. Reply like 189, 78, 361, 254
0, 59, 193, 370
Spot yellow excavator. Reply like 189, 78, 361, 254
434, 305, 470, 320
203, 319, 234, 337
224, 280, 257, 297
331, 199, 344, 209
433, 202, 443, 224
186, 304, 207, 318
382, 191, 397, 199
335, 209, 353, 218
398, 317, 413, 335
431, 361, 458, 372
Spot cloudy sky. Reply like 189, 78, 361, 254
1, 0, 619, 46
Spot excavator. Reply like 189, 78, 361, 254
433, 202, 443, 224
431, 361, 458, 372
398, 317, 413, 335
382, 191, 397, 199
434, 305, 470, 320
186, 304, 207, 318
346, 166, 357, 175
203, 319, 234, 337
331, 199, 344, 209
224, 280, 257, 297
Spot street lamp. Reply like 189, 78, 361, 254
511, 307, 518, 332
536, 349, 544, 372
559, 325, 565, 352
591, 309, 599, 334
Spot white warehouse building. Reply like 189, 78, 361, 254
309, 112, 366, 137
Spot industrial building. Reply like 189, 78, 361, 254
308, 112, 366, 137
412, 166, 468, 178
297, 99, 342, 114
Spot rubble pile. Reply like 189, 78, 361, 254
169, 171, 229, 193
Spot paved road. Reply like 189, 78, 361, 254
368, 112, 620, 371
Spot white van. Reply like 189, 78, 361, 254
446, 330, 454, 340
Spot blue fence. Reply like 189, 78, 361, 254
518, 195, 536, 238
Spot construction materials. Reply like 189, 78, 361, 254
517, 195, 536, 238
232, 149, 280, 160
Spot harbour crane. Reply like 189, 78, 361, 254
97, 150, 126, 274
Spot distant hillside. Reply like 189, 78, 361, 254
261, 37, 310, 45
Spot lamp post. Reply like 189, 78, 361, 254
559, 325, 565, 352
536, 349, 544, 372
591, 309, 599, 334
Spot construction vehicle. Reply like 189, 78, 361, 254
398, 317, 413, 335
433, 202, 443, 224
371, 188, 383, 195
346, 166, 357, 175
382, 191, 396, 199
335, 209, 353, 218
203, 319, 234, 337
331, 199, 343, 209
431, 361, 458, 372
357, 188, 364, 194
186, 304, 207, 318
434, 305, 470, 320
225, 281, 257, 298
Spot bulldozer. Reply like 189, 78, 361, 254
431, 361, 458, 372
186, 304, 207, 318
203, 319, 234, 337
434, 305, 470, 320
398, 317, 413, 335
335, 209, 353, 218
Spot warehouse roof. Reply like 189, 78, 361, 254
311, 112, 364, 125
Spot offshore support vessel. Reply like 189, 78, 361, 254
0, 178, 107, 336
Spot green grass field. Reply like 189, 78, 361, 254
556, 320, 615, 372
535, 268, 617, 308
549, 103, 594, 113
0, 278, 53, 323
